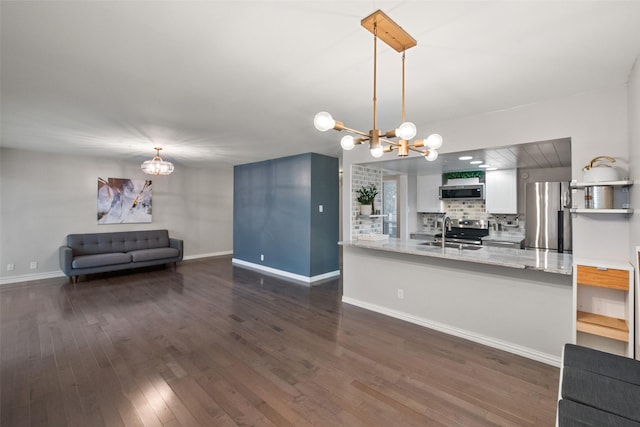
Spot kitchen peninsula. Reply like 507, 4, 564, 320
341, 239, 573, 366
344, 237, 572, 274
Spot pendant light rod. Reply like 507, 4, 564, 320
372, 22, 378, 131
401, 50, 406, 123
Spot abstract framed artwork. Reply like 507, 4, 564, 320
97, 177, 152, 224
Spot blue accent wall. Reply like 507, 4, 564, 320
310, 154, 340, 276
233, 153, 339, 278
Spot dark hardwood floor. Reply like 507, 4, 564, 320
1, 256, 560, 426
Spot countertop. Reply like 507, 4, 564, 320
341, 237, 572, 275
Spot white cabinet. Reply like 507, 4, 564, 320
573, 260, 635, 358
485, 169, 517, 214
416, 173, 442, 213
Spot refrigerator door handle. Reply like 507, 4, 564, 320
561, 190, 571, 208
557, 210, 564, 253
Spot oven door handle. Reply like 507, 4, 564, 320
435, 237, 482, 245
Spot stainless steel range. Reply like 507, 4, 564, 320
434, 219, 489, 245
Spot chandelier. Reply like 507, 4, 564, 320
314, 10, 442, 161
141, 147, 175, 175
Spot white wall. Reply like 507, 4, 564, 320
343, 85, 631, 262
629, 57, 640, 359
629, 57, 640, 258
0, 147, 233, 284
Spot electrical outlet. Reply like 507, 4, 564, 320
30, 261, 38, 269
260, 254, 264, 261
319, 204, 323, 213
397, 289, 404, 299
7, 263, 14, 271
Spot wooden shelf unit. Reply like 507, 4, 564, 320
576, 311, 629, 342
573, 260, 635, 358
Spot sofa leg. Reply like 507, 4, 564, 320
73, 276, 79, 284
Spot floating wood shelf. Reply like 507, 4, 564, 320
358, 214, 387, 220
576, 311, 629, 342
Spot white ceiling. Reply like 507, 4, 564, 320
2, 1, 640, 169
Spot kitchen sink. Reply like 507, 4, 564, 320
419, 241, 484, 251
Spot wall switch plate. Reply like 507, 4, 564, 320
30, 261, 38, 269
319, 205, 323, 213
260, 254, 264, 261
7, 264, 14, 271
397, 289, 404, 299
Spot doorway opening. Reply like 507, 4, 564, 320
383, 176, 399, 237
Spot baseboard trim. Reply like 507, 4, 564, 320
342, 296, 561, 367
0, 271, 66, 286
183, 251, 233, 260
0, 250, 235, 286
231, 258, 340, 285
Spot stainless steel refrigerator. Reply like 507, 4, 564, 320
524, 182, 572, 252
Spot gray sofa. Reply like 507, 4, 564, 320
59, 229, 183, 282
557, 344, 640, 426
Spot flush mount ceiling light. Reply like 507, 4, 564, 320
141, 147, 174, 176
314, 10, 443, 161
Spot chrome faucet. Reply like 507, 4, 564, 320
441, 214, 452, 248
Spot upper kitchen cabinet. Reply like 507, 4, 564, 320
417, 173, 442, 213
485, 169, 518, 214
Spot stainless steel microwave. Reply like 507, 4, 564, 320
439, 184, 484, 200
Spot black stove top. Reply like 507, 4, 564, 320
442, 227, 490, 239
434, 219, 489, 244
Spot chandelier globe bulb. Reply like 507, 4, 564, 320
425, 134, 443, 150
370, 146, 384, 158
396, 122, 417, 140
424, 149, 439, 162
340, 135, 355, 150
314, 112, 336, 132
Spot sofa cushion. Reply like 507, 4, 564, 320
561, 365, 640, 422
558, 399, 640, 427
129, 247, 180, 263
72, 252, 131, 269
563, 344, 640, 386
67, 230, 171, 255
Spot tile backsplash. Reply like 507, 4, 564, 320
420, 200, 521, 230
443, 200, 487, 220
